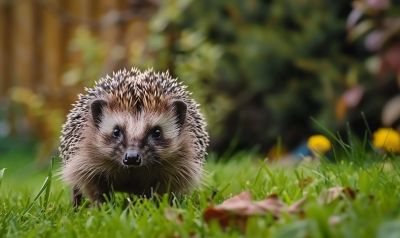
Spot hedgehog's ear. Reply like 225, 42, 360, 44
91, 99, 108, 127
173, 100, 187, 130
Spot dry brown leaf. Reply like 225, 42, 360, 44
318, 186, 357, 204
288, 197, 307, 216
203, 191, 305, 230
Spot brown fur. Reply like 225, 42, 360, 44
59, 68, 208, 206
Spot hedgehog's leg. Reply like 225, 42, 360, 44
72, 186, 83, 208
83, 178, 111, 205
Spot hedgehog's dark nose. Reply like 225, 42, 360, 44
123, 150, 141, 166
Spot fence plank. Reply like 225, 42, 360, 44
0, 2, 13, 97
0, 3, 5, 96
63, 0, 92, 67
32, 0, 42, 94
13, 0, 36, 89
41, 0, 65, 98
99, 0, 126, 73
0, 0, 155, 100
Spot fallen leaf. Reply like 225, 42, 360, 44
318, 186, 357, 204
252, 194, 287, 218
288, 197, 307, 214
203, 191, 305, 231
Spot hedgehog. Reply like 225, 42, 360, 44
59, 68, 209, 206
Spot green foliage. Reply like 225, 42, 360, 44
0, 168, 5, 188
131, 0, 397, 153
62, 27, 106, 88
1, 147, 400, 237
347, 0, 400, 129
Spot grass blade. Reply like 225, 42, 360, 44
0, 168, 5, 188
43, 157, 54, 209
22, 158, 54, 215
311, 117, 351, 150
22, 176, 50, 215
361, 111, 372, 138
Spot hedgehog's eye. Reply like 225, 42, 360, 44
112, 126, 122, 138
150, 127, 162, 139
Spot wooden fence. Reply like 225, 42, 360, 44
0, 0, 157, 103
0, 0, 158, 158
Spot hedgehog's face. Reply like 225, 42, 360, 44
89, 99, 187, 168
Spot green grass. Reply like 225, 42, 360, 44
1, 146, 400, 237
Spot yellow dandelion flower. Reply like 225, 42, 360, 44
373, 128, 400, 153
307, 135, 332, 154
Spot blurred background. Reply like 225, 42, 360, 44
0, 0, 399, 162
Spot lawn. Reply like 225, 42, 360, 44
1, 141, 400, 237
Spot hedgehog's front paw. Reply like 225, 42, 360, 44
72, 186, 83, 208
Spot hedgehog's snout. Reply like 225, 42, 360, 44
123, 150, 142, 166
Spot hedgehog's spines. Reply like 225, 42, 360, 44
59, 67, 209, 165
